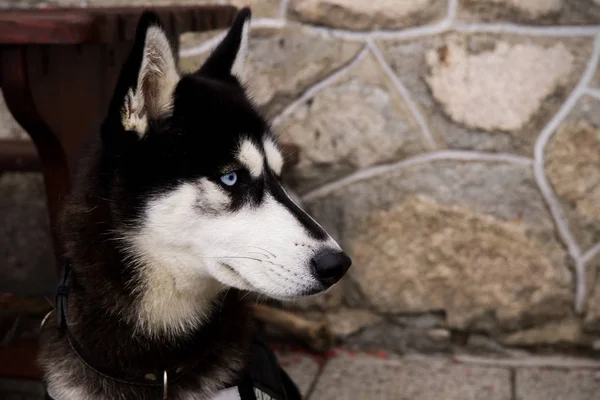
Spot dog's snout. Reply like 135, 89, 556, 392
311, 250, 352, 287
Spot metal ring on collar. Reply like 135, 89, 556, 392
163, 370, 168, 399
40, 309, 54, 332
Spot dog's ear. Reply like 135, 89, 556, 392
196, 7, 251, 82
104, 12, 179, 138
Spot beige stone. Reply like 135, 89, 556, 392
288, 0, 446, 31
278, 53, 426, 192
466, 334, 524, 355
227, 0, 280, 18
459, 0, 600, 25
379, 34, 592, 155
180, 25, 363, 119
500, 318, 591, 346
546, 119, 600, 252
425, 39, 574, 132
345, 321, 452, 352
584, 254, 600, 331
305, 160, 575, 338
0, 91, 28, 140
350, 195, 572, 331
246, 25, 363, 118
326, 308, 381, 338
467, 0, 562, 18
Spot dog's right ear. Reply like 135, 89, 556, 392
103, 12, 179, 141
195, 8, 251, 83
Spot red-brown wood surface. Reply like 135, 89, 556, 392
0, 10, 97, 45
0, 6, 236, 45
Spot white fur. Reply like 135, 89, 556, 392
231, 20, 250, 82
45, 370, 96, 400
208, 387, 241, 400
128, 175, 341, 337
122, 26, 180, 135
123, 182, 225, 338
263, 138, 284, 175
237, 139, 264, 177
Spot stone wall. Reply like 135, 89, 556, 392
3, 0, 600, 354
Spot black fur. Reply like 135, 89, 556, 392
39, 9, 258, 400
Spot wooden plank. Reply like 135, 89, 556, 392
0, 6, 237, 45
0, 10, 97, 45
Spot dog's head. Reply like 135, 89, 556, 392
101, 8, 350, 308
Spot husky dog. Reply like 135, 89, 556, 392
39, 7, 351, 400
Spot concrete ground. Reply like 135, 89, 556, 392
2, 347, 600, 399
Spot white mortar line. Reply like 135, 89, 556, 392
447, 0, 458, 22
584, 87, 600, 101
302, 151, 533, 202
453, 23, 600, 37
533, 34, 600, 312
368, 41, 437, 150
575, 259, 588, 313
304, 19, 452, 42
286, 19, 598, 43
455, 354, 600, 369
271, 47, 370, 127
180, 32, 227, 58
250, 18, 288, 29
179, 18, 286, 59
582, 242, 600, 264
279, 0, 290, 20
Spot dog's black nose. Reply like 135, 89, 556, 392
311, 250, 352, 287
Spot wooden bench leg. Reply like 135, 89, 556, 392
1, 46, 70, 273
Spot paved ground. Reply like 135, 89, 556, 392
3, 347, 600, 399
275, 346, 600, 400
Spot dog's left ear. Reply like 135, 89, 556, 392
105, 12, 179, 138
196, 7, 251, 82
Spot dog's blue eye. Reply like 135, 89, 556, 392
220, 172, 238, 186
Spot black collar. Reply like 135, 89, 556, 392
53, 262, 197, 393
